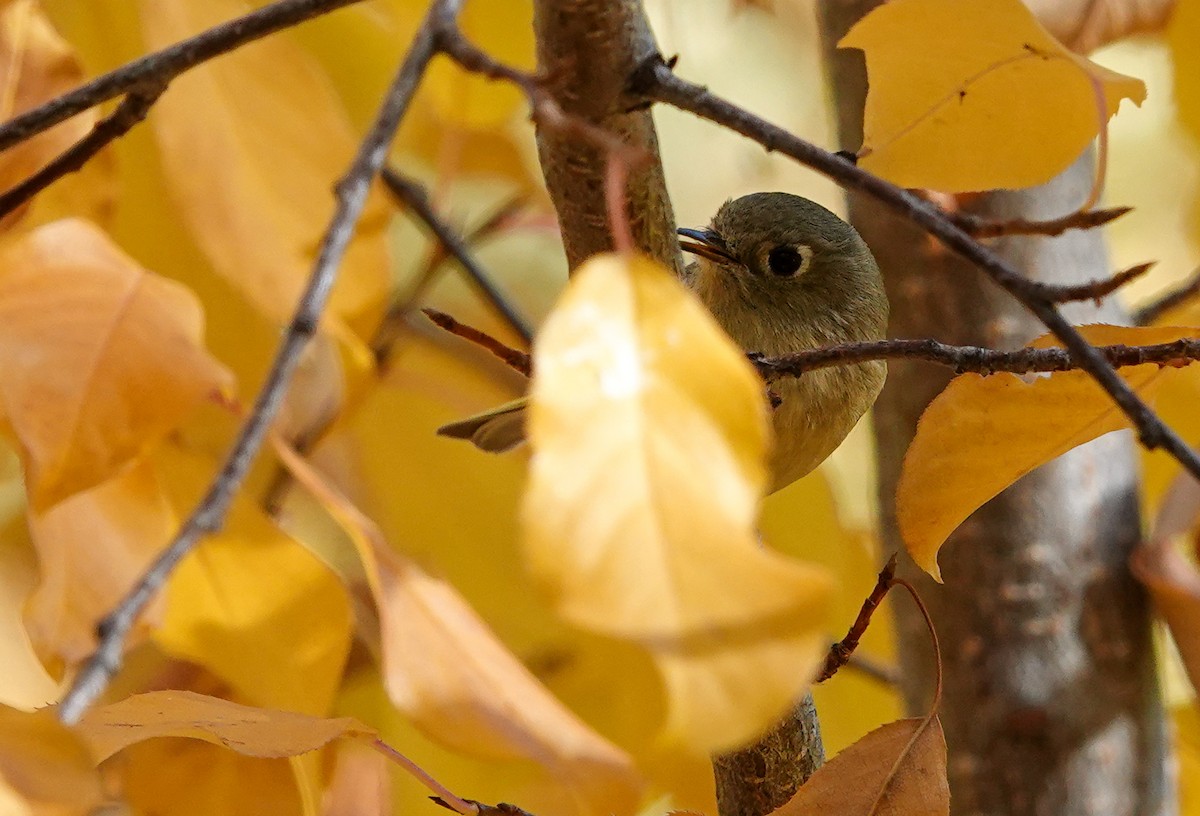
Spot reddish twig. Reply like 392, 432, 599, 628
818, 554, 897, 682
1026, 261, 1153, 304
949, 205, 1131, 239
422, 308, 532, 376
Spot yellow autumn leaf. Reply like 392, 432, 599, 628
898, 325, 1200, 579
24, 457, 173, 669
0, 0, 98, 230
76, 690, 376, 763
0, 219, 233, 510
523, 252, 834, 751
771, 717, 948, 816
274, 439, 643, 816
840, 0, 1146, 192
0, 705, 103, 814
154, 446, 353, 717
137, 0, 391, 328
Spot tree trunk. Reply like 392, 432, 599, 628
532, 0, 681, 274
818, 3, 1171, 815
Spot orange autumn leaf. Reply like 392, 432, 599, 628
0, 0, 96, 229
840, 0, 1145, 192
772, 717, 948, 816
0, 705, 103, 814
898, 325, 1200, 579
523, 253, 834, 751
75, 690, 376, 763
24, 458, 173, 668
0, 219, 233, 510
137, 0, 391, 327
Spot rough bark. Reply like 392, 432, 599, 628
532, 0, 681, 274
712, 694, 825, 816
818, 3, 1171, 815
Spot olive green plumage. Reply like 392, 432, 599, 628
436, 192, 889, 494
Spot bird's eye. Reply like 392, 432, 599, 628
767, 245, 811, 277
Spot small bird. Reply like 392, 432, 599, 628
437, 192, 889, 493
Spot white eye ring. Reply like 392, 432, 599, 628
765, 244, 813, 277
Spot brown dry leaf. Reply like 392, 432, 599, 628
137, 0, 391, 327
273, 439, 643, 816
24, 457, 173, 669
0, 219, 233, 510
0, 0, 95, 229
76, 690, 376, 763
523, 253, 834, 751
0, 705, 103, 815
1026, 0, 1175, 54
772, 717, 948, 816
898, 325, 1200, 579
840, 0, 1145, 192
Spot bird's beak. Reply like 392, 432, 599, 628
677, 227, 737, 264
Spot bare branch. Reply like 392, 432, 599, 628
422, 308, 532, 377
756, 336, 1200, 378
949, 205, 1131, 238
818, 555, 897, 683
377, 168, 533, 355
635, 56, 1200, 482
56, 0, 463, 726
1025, 261, 1153, 304
0, 0, 366, 153
0, 81, 166, 219
1134, 267, 1200, 326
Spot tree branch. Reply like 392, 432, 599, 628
530, 0, 680, 273
56, 0, 463, 726
755, 336, 1200, 378
1134, 267, 1200, 326
377, 168, 533, 355
0, 81, 167, 219
0, 0, 367, 153
635, 57, 1200, 482
948, 205, 1131, 239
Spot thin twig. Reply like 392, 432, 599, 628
757, 336, 1200, 378
371, 739, 476, 815
377, 168, 533, 353
1024, 261, 1153, 304
426, 307, 1200, 380
949, 205, 1131, 239
438, 27, 650, 168
818, 554, 897, 683
422, 308, 531, 376
0, 0, 367, 152
636, 56, 1200, 482
1135, 267, 1200, 325
0, 81, 167, 219
56, 0, 463, 726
